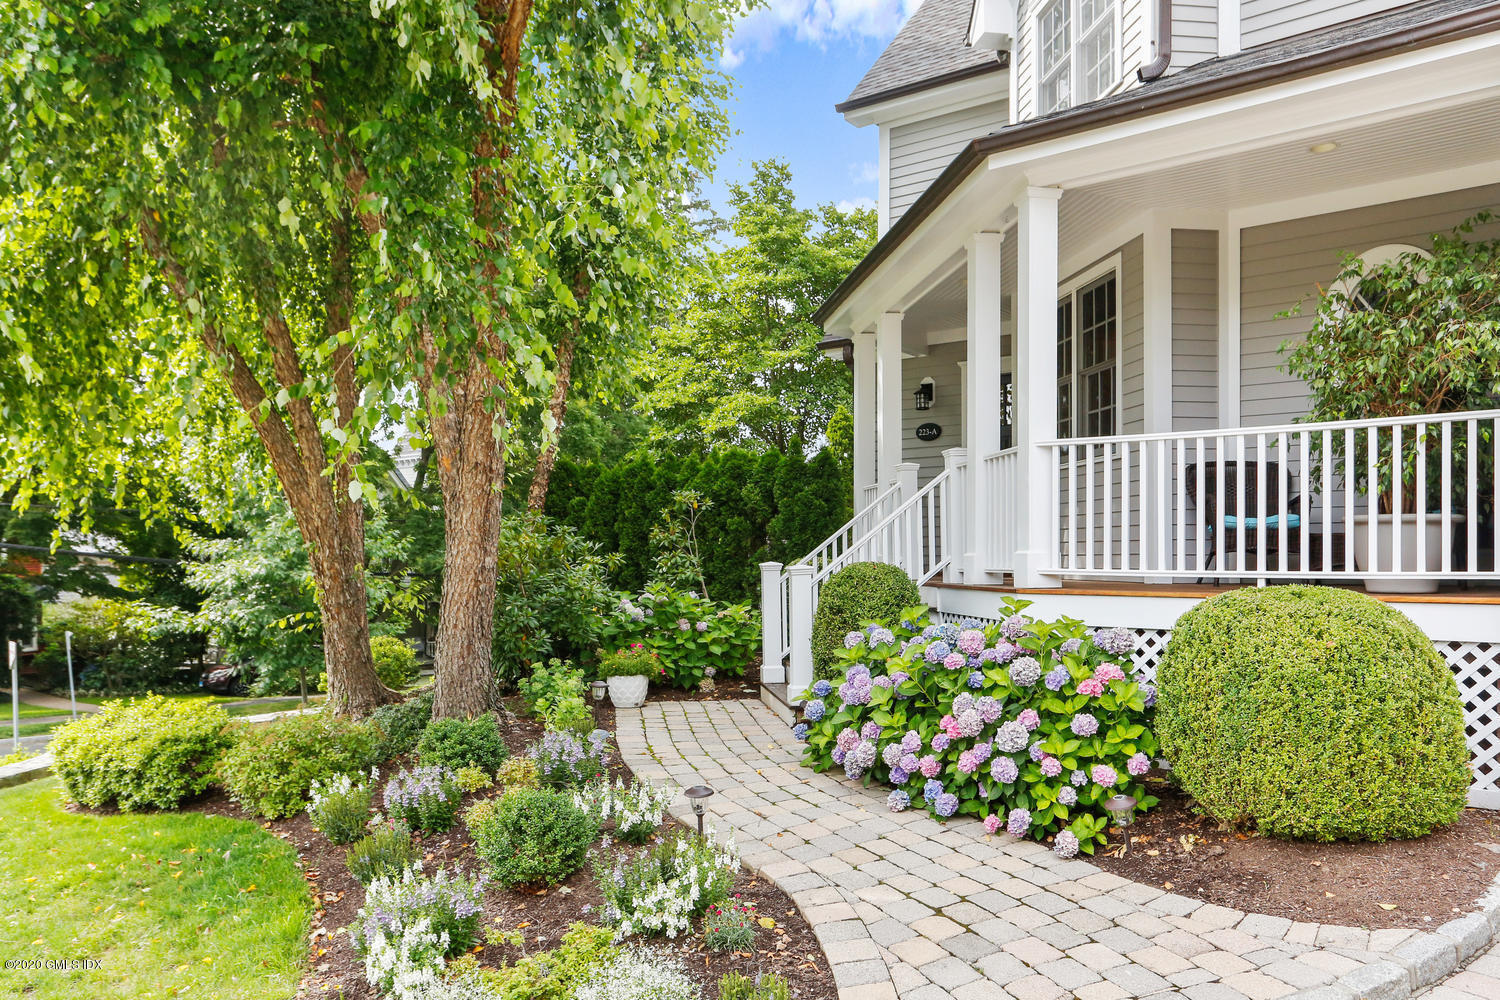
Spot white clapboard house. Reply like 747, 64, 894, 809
758, 0, 1500, 806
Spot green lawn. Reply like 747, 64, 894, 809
0, 778, 310, 999
0, 693, 71, 720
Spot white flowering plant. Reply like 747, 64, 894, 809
307, 768, 376, 845
574, 947, 699, 1000
595, 827, 738, 938
353, 863, 487, 997
572, 777, 676, 844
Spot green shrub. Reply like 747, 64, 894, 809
467, 788, 597, 887
519, 658, 593, 733
307, 772, 374, 845
416, 714, 510, 772
479, 922, 617, 1000
383, 765, 464, 833
454, 766, 493, 793
345, 819, 420, 885
719, 972, 790, 1000
38, 598, 201, 694
810, 562, 922, 679
370, 636, 419, 690
215, 713, 380, 819
1157, 585, 1470, 842
51, 694, 232, 810
369, 690, 434, 759
496, 756, 540, 791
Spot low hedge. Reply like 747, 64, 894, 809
1156, 585, 1470, 842
811, 562, 922, 679
51, 694, 233, 811
216, 713, 381, 819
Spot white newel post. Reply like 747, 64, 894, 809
852, 331, 877, 512
786, 564, 814, 700
943, 447, 969, 582
1015, 186, 1063, 588
897, 462, 921, 578
758, 561, 784, 684
966, 230, 1005, 580
876, 312, 904, 489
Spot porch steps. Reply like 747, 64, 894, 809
758, 681, 798, 726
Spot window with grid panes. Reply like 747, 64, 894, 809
1056, 272, 1117, 438
1035, 0, 1118, 115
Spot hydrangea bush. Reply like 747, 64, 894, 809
798, 599, 1158, 854
597, 584, 759, 689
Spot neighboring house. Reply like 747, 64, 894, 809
759, 0, 1500, 805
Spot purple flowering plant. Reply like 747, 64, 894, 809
798, 598, 1157, 853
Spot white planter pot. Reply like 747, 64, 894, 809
1350, 513, 1463, 594
607, 674, 649, 709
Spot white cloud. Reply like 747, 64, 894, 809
837, 196, 877, 213
851, 160, 879, 184
723, 0, 922, 67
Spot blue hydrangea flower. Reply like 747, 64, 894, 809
923, 778, 944, 801
889, 766, 910, 784
1044, 666, 1071, 691
868, 627, 896, 646
934, 793, 959, 818
887, 789, 910, 812
959, 617, 984, 628
931, 733, 951, 752
921, 624, 942, 639
792, 723, 810, 742
804, 699, 825, 722
967, 670, 984, 689
811, 680, 832, 698
923, 640, 952, 664
937, 622, 960, 643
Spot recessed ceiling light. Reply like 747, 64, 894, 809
1309, 141, 1339, 154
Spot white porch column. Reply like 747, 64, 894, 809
1015, 186, 1063, 588
852, 330, 877, 511
786, 564, 814, 699
943, 447, 969, 582
896, 462, 920, 577
966, 231, 1006, 580
876, 312, 904, 488
758, 561, 784, 684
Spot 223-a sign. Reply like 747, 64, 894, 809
915, 423, 942, 442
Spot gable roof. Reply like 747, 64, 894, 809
816, 0, 1500, 326
837, 0, 1006, 114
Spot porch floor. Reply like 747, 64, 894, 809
926, 578, 1500, 605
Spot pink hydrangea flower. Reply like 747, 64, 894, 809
1092, 764, 1118, 788
1094, 663, 1127, 684
1076, 677, 1105, 697
983, 813, 1002, 835
957, 750, 979, 774
943, 652, 967, 671
940, 714, 962, 738
1017, 708, 1041, 731
1040, 755, 1063, 777
918, 755, 941, 778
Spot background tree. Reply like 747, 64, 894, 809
639, 159, 875, 455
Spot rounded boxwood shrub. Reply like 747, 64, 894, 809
370, 635, 419, 690
811, 561, 922, 678
370, 689, 435, 759
51, 694, 233, 811
1156, 585, 1469, 842
416, 713, 510, 773
466, 787, 597, 887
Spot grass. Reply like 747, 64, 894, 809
0, 778, 310, 999
0, 692, 71, 720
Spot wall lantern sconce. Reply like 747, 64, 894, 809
913, 377, 935, 411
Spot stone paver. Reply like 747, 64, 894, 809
620, 701, 1500, 1000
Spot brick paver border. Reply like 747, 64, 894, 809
619, 700, 1500, 1000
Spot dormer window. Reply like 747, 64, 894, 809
1036, 0, 1119, 115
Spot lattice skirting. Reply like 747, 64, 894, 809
935, 611, 1500, 809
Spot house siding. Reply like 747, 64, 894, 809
890, 99, 1009, 224
1014, 0, 1148, 123
1240, 0, 1409, 48
1171, 229, 1218, 431
1239, 182, 1500, 426
903, 341, 967, 485
1171, 0, 1218, 70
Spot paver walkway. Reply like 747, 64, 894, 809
1414, 936, 1500, 1000
620, 700, 1500, 1000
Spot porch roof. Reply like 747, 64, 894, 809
815, 0, 1500, 333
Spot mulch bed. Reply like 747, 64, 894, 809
645, 655, 764, 703
187, 691, 834, 1000
1089, 777, 1500, 929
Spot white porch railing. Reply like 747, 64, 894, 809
762, 466, 957, 699
982, 447, 1021, 572
1041, 409, 1500, 582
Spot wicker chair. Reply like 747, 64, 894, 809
1185, 461, 1302, 573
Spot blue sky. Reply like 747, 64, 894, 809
704, 1, 920, 217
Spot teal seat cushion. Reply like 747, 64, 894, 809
1223, 514, 1301, 530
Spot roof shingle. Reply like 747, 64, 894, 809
837, 0, 1006, 114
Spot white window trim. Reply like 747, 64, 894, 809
1330, 243, 1432, 313
1056, 253, 1124, 439
1032, 0, 1122, 116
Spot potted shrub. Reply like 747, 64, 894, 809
597, 644, 659, 709
1283, 218, 1500, 592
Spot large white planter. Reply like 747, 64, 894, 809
607, 674, 649, 709
1350, 513, 1463, 594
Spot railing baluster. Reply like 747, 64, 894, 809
1367, 425, 1379, 575
1122, 443, 1133, 573
1416, 421, 1427, 577
1194, 438, 1206, 574
1067, 444, 1078, 571
1321, 429, 1332, 576
1176, 437, 1186, 573
1255, 433, 1267, 579
1085, 443, 1096, 571
1392, 423, 1403, 575
1468, 418, 1479, 574
1155, 439, 1167, 573
1277, 431, 1288, 574
1441, 420, 1452, 574
1218, 435, 1229, 576
1298, 431, 1310, 575
1103, 444, 1114, 572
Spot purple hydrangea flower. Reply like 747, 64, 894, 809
955, 709, 983, 738
1010, 656, 1042, 687
1053, 830, 1081, 858
889, 766, 910, 784
831, 747, 846, 765
835, 727, 860, 753
951, 693, 975, 715
839, 674, 874, 707
1040, 755, 1063, 778
873, 675, 893, 688
898, 753, 920, 773
792, 723, 809, 741
1092, 627, 1136, 657
868, 627, 896, 646
995, 721, 1028, 754
804, 699, 826, 722
1071, 769, 1088, 787
696, 621, 709, 632
861, 721, 881, 741
1127, 753, 1151, 776
918, 755, 941, 778
887, 789, 910, 812
1044, 666, 1071, 691
967, 670, 984, 689
843, 631, 863, 649
923, 778, 944, 801
921, 624, 941, 640
1060, 637, 1083, 655
931, 734, 951, 752
990, 757, 1019, 783
848, 663, 872, 680
992, 643, 1021, 664
934, 793, 959, 818
1070, 713, 1099, 737
900, 730, 923, 754
1006, 808, 1032, 836
972, 742, 992, 763
1029, 741, 1046, 762
882, 743, 904, 768
1000, 615, 1031, 640
845, 740, 878, 779
977, 697, 1002, 724
1092, 764, 1118, 788
811, 679, 832, 698
978, 647, 999, 664
1142, 683, 1158, 708
1058, 785, 1078, 806
889, 670, 911, 688
923, 641, 952, 664
956, 629, 986, 656
1018, 709, 1041, 732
